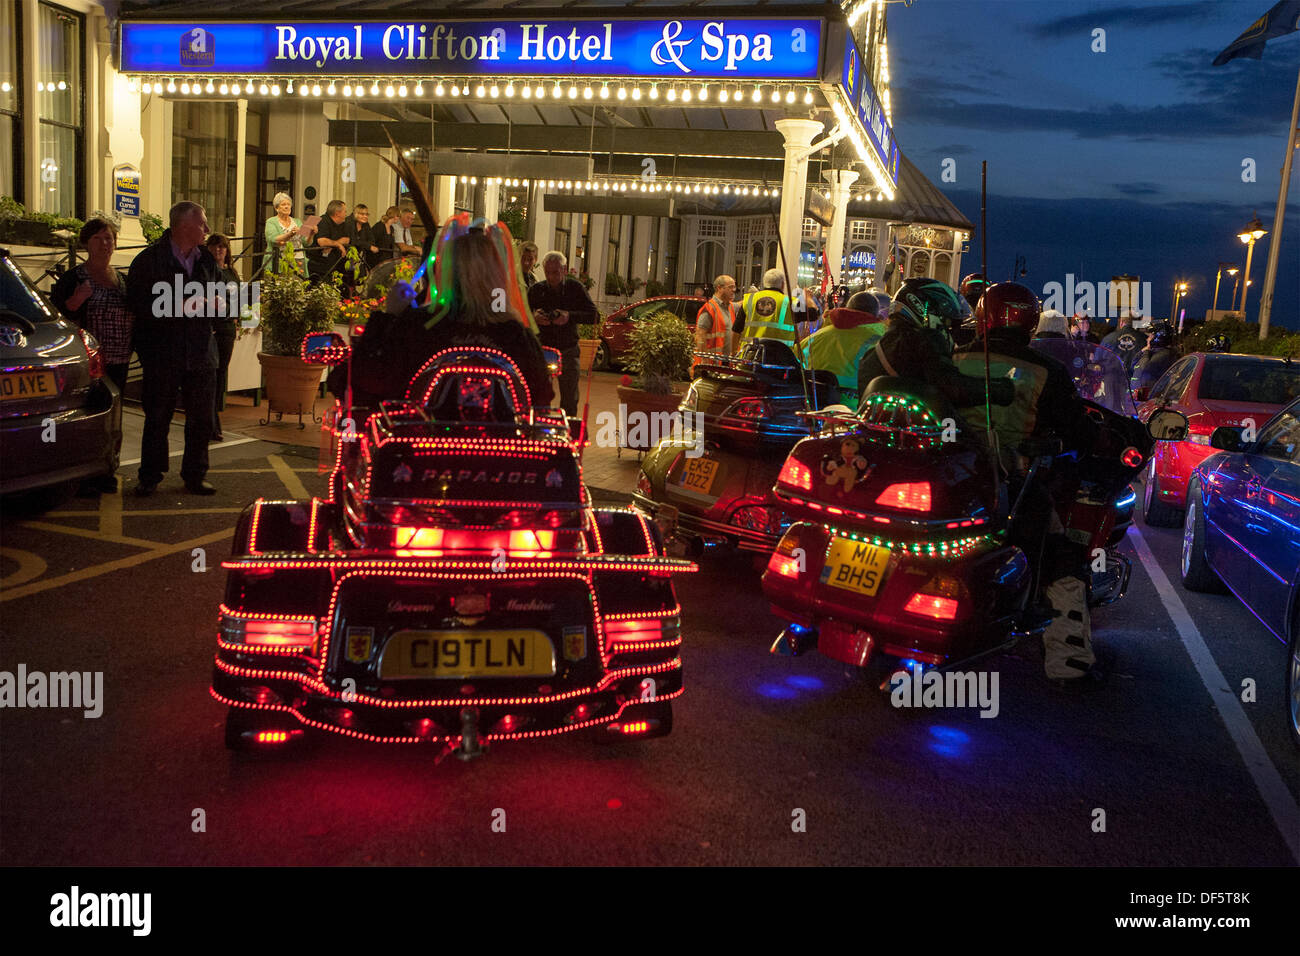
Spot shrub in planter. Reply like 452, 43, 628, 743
625, 308, 693, 394
256, 269, 341, 417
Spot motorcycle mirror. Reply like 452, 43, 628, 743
1146, 408, 1188, 442
301, 331, 350, 365
1209, 426, 1245, 453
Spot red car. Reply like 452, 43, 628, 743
595, 295, 707, 369
1137, 352, 1300, 526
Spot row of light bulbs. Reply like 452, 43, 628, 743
1, 81, 68, 93
126, 75, 820, 106
829, 97, 896, 202
406, 172, 784, 198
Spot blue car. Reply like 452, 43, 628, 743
1180, 398, 1300, 749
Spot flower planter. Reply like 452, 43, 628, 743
616, 384, 686, 450
577, 338, 600, 372
0, 219, 58, 246
258, 352, 324, 422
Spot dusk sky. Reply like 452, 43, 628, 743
887, 0, 1299, 327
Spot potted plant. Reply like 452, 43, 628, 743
0, 196, 83, 246
617, 308, 693, 447
256, 258, 340, 422
576, 321, 602, 372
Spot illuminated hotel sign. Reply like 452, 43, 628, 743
830, 29, 899, 190
120, 19, 824, 79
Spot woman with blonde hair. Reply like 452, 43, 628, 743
263, 192, 304, 273
330, 216, 552, 410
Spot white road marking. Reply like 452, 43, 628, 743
1129, 524, 1300, 864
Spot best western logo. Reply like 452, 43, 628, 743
180, 27, 215, 67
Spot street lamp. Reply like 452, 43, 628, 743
1212, 262, 1236, 315
1170, 281, 1188, 329
1237, 214, 1267, 315
1227, 267, 1240, 312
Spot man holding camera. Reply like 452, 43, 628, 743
527, 250, 597, 417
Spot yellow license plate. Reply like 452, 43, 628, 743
822, 537, 892, 597
378, 629, 556, 679
0, 370, 57, 401
678, 457, 719, 495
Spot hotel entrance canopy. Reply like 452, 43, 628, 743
116, 1, 902, 202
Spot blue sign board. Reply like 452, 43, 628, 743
834, 31, 899, 188
121, 19, 823, 79
113, 164, 140, 217
846, 249, 875, 270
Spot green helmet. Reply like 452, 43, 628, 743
891, 277, 969, 332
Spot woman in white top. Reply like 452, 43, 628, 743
263, 192, 305, 274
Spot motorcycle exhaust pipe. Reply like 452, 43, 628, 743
770, 623, 817, 657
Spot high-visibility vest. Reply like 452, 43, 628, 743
741, 289, 795, 344
695, 298, 735, 352
801, 322, 888, 407
952, 350, 1050, 470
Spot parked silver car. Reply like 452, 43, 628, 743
0, 250, 121, 497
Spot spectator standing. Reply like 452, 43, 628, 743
50, 217, 133, 492
373, 205, 399, 265
125, 201, 220, 496
263, 192, 303, 274
205, 234, 240, 443
309, 199, 351, 284
527, 251, 597, 416
346, 204, 379, 273
694, 274, 742, 361
393, 207, 420, 257
520, 241, 539, 287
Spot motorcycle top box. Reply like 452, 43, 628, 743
633, 340, 841, 555
763, 379, 1033, 671
213, 338, 695, 757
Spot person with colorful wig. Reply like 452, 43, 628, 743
329, 215, 554, 412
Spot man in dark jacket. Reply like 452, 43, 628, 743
857, 277, 1015, 411
125, 201, 221, 495
527, 250, 597, 416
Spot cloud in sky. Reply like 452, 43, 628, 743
1028, 2, 1222, 38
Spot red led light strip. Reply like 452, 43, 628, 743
247, 499, 264, 555
211, 685, 682, 744
223, 558, 696, 574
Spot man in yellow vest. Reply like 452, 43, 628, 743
741, 268, 797, 346
694, 274, 740, 362
799, 290, 889, 409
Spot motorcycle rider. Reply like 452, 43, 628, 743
955, 282, 1102, 683
856, 277, 1015, 412
1131, 323, 1176, 393
799, 290, 889, 409
952, 273, 989, 348
741, 269, 797, 346
1034, 309, 1069, 339
1101, 309, 1146, 375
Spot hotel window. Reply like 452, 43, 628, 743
697, 217, 725, 239
606, 214, 623, 276
802, 217, 820, 239
37, 3, 84, 217
850, 219, 877, 242
0, 3, 20, 202
553, 212, 572, 261
172, 102, 239, 234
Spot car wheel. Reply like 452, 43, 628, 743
1288, 620, 1300, 752
1180, 480, 1224, 593
1143, 458, 1182, 527
593, 340, 611, 371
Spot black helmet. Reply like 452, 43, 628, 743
891, 277, 969, 332
1148, 324, 1173, 349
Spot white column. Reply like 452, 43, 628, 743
629, 215, 652, 284
233, 98, 248, 250
821, 168, 859, 289
774, 117, 823, 294
20, 0, 40, 209
587, 213, 610, 294
100, 63, 145, 245
482, 176, 500, 223
433, 175, 456, 223
531, 182, 554, 251
139, 94, 171, 221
